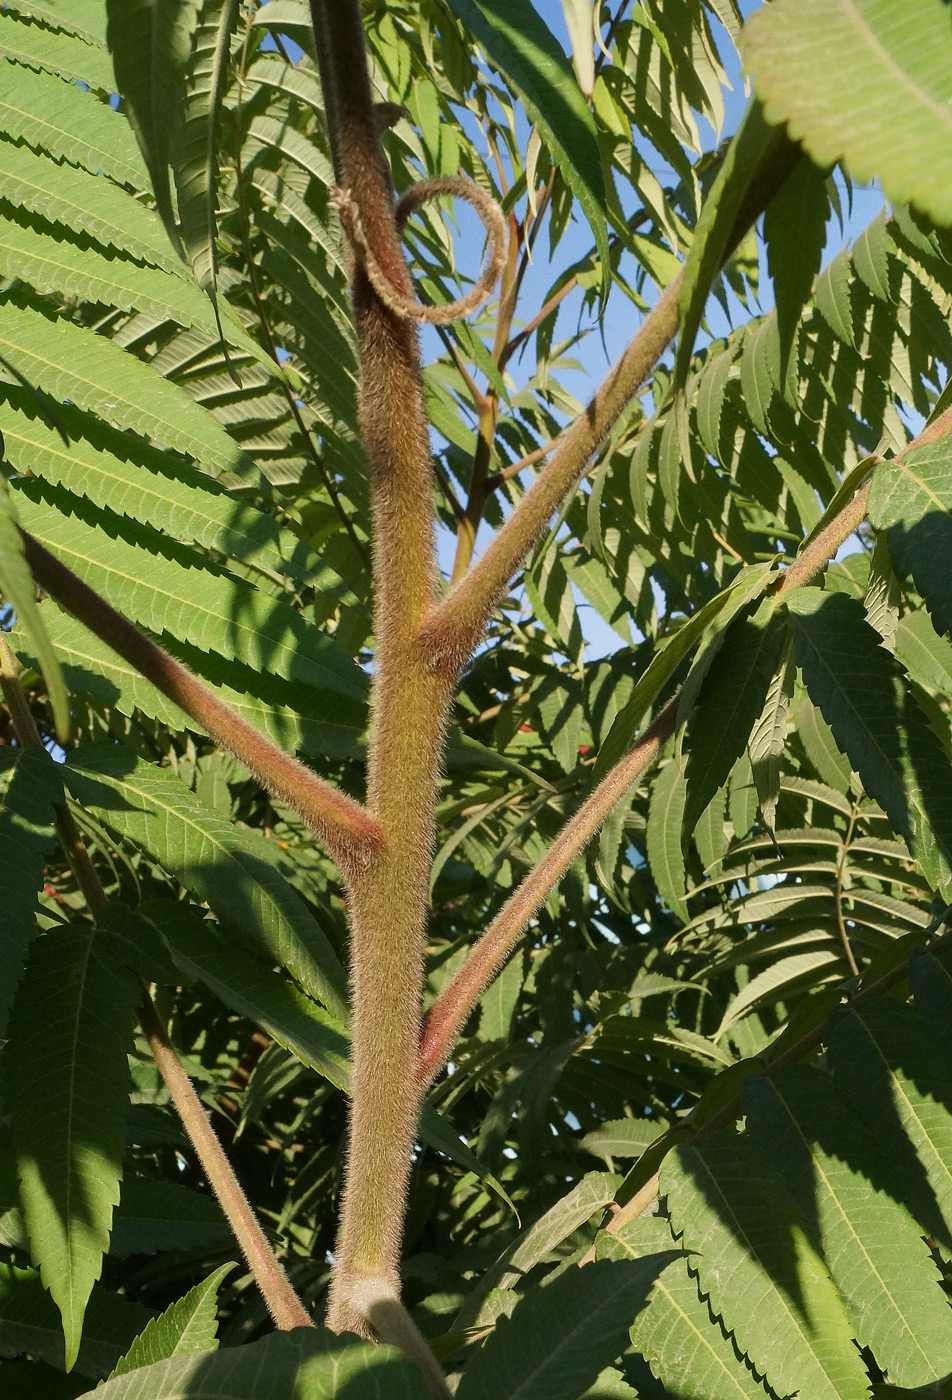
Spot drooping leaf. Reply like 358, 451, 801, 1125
0, 476, 69, 740
646, 757, 689, 921
683, 597, 788, 831
744, 1066, 952, 1387
764, 153, 829, 379
0, 744, 62, 1038
63, 746, 349, 1021
3, 926, 140, 1370
108, 1263, 235, 1377
663, 1135, 870, 1400
455, 1257, 671, 1400
162, 917, 351, 1090
868, 441, 952, 639
745, 0, 952, 227
675, 98, 802, 394
788, 587, 952, 894
443, 0, 609, 280
748, 636, 794, 835
78, 1327, 428, 1399
105, 0, 197, 249
173, 0, 238, 295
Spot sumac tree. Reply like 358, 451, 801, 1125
1, 1, 952, 1397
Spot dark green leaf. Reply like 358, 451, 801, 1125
3, 928, 139, 1369
455, 1257, 671, 1400
868, 442, 952, 638
788, 587, 952, 893
0, 745, 62, 1038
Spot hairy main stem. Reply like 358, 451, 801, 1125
310, 0, 452, 1334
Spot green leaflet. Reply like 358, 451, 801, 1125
683, 597, 789, 831
716, 949, 842, 1036
827, 999, 952, 1257
0, 476, 70, 739
0, 746, 63, 1038
0, 212, 272, 371
646, 757, 689, 921
108, 1263, 235, 1377
743, 1067, 952, 1387
174, 0, 238, 293
599, 1214, 771, 1400
0, 387, 331, 588
663, 1136, 869, 1400
674, 98, 802, 395
443, 0, 609, 284
78, 1328, 428, 1399
744, 0, 952, 227
15, 606, 367, 764
455, 1257, 671, 1400
868, 443, 952, 639
162, 918, 351, 1090
788, 588, 952, 894
63, 746, 349, 1022
0, 303, 262, 485
106, 0, 197, 251
11, 0, 107, 46
595, 558, 778, 781
3, 925, 140, 1370
747, 636, 793, 834
454, 1171, 620, 1331
0, 138, 181, 272
763, 155, 830, 381
0, 61, 147, 187
12, 483, 367, 701
0, 1262, 153, 1380
894, 610, 952, 694
581, 1119, 661, 1162
0, 10, 116, 92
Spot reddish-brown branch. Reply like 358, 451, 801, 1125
19, 530, 383, 876
418, 698, 679, 1085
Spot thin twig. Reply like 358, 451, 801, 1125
139, 996, 313, 1331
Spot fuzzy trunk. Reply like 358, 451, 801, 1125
309, 0, 453, 1334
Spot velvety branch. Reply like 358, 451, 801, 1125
310, 0, 453, 1341
19, 530, 383, 877
418, 698, 680, 1086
